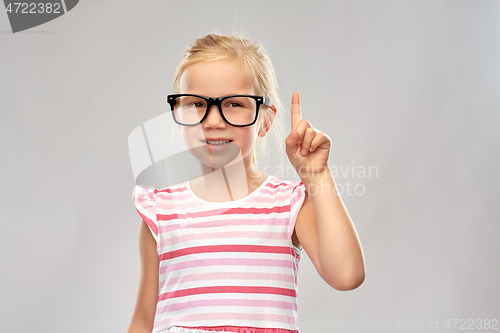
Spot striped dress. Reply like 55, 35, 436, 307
132, 175, 306, 333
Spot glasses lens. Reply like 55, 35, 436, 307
221, 96, 257, 126
173, 96, 206, 125
172, 95, 259, 126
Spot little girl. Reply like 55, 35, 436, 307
128, 33, 365, 333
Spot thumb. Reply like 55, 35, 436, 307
285, 131, 299, 159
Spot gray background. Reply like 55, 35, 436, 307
1, 1, 499, 332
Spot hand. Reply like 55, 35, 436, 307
285, 92, 331, 178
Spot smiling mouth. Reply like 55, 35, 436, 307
202, 140, 233, 145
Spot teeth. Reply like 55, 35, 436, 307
205, 140, 230, 145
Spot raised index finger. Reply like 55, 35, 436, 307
291, 91, 302, 131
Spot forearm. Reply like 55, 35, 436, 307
127, 300, 155, 333
127, 322, 153, 333
301, 167, 365, 290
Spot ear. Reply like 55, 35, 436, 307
258, 105, 277, 137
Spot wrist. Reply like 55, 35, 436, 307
297, 166, 334, 186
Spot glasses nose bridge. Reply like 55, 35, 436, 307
204, 97, 225, 123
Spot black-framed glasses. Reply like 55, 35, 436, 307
166, 94, 272, 127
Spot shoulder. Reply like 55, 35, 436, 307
133, 182, 189, 200
155, 182, 189, 196
132, 185, 157, 204
265, 175, 304, 193
266, 176, 306, 221
132, 182, 190, 216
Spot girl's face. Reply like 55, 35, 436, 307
178, 59, 264, 171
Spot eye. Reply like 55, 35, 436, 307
227, 102, 243, 107
223, 97, 252, 109
185, 101, 206, 109
177, 96, 206, 108
225, 99, 246, 108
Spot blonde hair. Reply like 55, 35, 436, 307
173, 32, 284, 168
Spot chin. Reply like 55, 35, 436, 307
188, 142, 244, 170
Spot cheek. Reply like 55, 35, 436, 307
180, 127, 203, 148
239, 128, 259, 148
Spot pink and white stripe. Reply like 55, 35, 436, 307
132, 175, 306, 333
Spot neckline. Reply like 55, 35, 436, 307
186, 174, 272, 205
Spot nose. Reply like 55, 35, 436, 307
203, 104, 226, 128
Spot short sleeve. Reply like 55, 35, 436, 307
132, 185, 159, 242
288, 181, 306, 239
